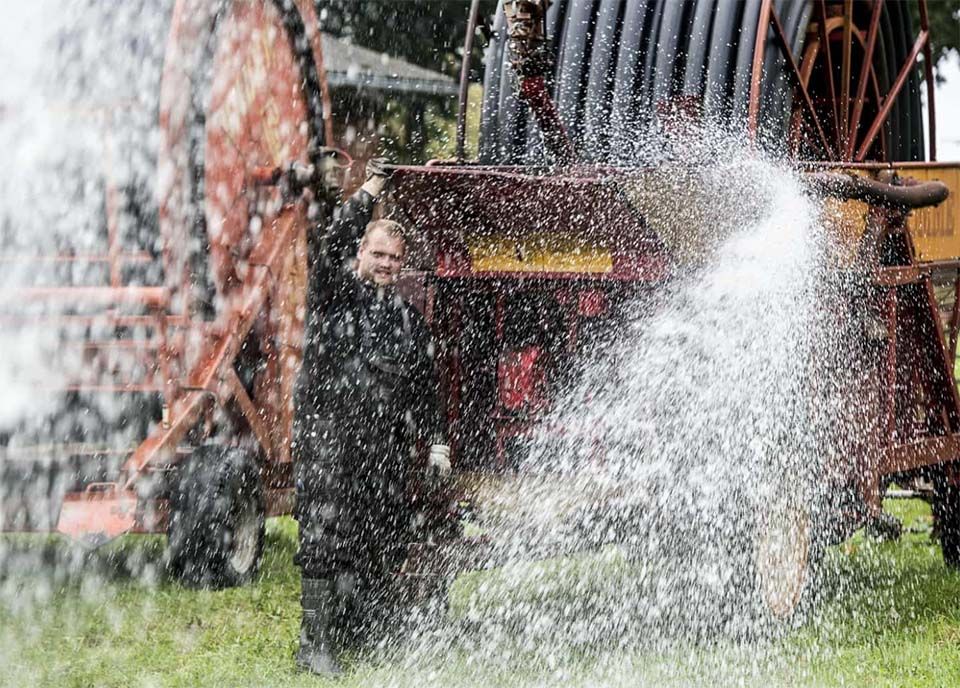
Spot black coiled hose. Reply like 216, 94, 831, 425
479, 0, 924, 165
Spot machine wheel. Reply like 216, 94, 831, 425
167, 445, 265, 588
740, 482, 823, 633
159, 0, 324, 461
933, 481, 960, 569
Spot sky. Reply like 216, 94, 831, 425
931, 53, 960, 160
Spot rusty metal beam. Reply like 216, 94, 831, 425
875, 266, 924, 287
0, 253, 154, 266
846, 0, 884, 159
768, 5, 836, 159
0, 286, 169, 310
265, 488, 295, 518
921, 271, 960, 428
950, 268, 960, 361
517, 76, 577, 166
840, 0, 853, 153
747, 0, 774, 141
815, 0, 840, 151
918, 0, 937, 160
883, 434, 960, 474
120, 207, 304, 487
886, 288, 898, 445
224, 367, 274, 461
855, 29, 929, 162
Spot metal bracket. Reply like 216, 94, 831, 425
503, 0, 553, 77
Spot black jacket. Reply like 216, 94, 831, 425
297, 189, 444, 443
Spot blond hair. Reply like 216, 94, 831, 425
362, 219, 407, 246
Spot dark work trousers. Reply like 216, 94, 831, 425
294, 406, 416, 642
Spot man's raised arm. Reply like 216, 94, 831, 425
306, 159, 389, 308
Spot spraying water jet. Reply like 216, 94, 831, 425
1, 0, 959, 643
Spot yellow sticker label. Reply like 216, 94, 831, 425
467, 233, 613, 273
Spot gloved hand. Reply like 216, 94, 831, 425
360, 157, 390, 198
427, 444, 452, 479
365, 157, 389, 181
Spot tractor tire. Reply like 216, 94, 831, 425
740, 482, 823, 634
168, 445, 265, 589
617, 479, 822, 638
933, 482, 960, 569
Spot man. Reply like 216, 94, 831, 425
292, 159, 450, 675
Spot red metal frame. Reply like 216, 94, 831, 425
3, 0, 958, 579
388, 157, 960, 528
0, 0, 326, 541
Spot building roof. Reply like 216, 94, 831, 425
320, 33, 458, 97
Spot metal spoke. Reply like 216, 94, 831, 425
868, 60, 888, 159
846, 0, 884, 159
855, 29, 929, 161
769, 6, 836, 159
840, 0, 853, 152
747, 0, 774, 140
815, 0, 840, 152
919, 0, 937, 160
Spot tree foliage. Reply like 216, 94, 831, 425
908, 0, 959, 78
315, 0, 498, 79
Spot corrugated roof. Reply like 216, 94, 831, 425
320, 33, 457, 97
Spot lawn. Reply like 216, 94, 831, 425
1, 499, 958, 688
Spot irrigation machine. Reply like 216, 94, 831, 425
2, 0, 960, 625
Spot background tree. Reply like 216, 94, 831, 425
315, 1, 497, 162
315, 0, 498, 79
910, 0, 960, 80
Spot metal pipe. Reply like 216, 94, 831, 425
456, 0, 483, 161
747, 0, 774, 142
918, 0, 937, 161
806, 171, 949, 209
517, 77, 577, 165
846, 0, 884, 160
855, 29, 929, 161
503, 0, 578, 165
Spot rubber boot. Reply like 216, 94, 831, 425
865, 511, 903, 542
296, 578, 343, 676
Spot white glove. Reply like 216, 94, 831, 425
427, 444, 452, 479
360, 175, 387, 198
360, 157, 390, 197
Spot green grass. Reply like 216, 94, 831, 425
795, 499, 960, 687
1, 500, 959, 688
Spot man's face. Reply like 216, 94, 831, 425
356, 227, 405, 286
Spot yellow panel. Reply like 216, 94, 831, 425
818, 163, 960, 264
821, 197, 869, 267
462, 164, 960, 272
468, 233, 612, 273
906, 164, 960, 262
